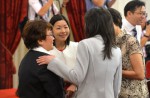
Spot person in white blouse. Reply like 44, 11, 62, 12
49, 14, 78, 98
37, 8, 122, 98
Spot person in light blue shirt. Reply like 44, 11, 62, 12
85, 0, 116, 11
85, 0, 97, 11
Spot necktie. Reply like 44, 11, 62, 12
51, 4, 55, 15
132, 28, 137, 38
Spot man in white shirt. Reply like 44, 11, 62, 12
122, 0, 150, 46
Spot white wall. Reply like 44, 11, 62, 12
144, 0, 150, 19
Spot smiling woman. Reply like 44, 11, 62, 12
49, 14, 78, 98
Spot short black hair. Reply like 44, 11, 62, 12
124, 0, 145, 16
50, 14, 70, 45
22, 20, 52, 49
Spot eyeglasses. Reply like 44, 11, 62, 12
134, 11, 148, 17
46, 33, 53, 37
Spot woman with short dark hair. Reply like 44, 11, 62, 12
17, 20, 65, 98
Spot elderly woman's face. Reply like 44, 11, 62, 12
38, 29, 54, 51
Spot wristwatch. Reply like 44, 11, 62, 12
144, 34, 150, 38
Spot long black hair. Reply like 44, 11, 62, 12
108, 8, 122, 28
85, 7, 116, 60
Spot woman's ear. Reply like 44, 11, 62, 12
38, 40, 43, 46
113, 23, 119, 35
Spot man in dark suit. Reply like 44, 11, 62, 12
17, 20, 65, 98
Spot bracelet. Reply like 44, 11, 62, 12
144, 34, 150, 38
62, 4, 66, 7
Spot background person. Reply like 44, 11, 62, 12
28, 0, 59, 22
85, 0, 116, 11
140, 15, 150, 64
17, 20, 65, 98
37, 7, 122, 98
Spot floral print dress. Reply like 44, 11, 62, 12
116, 31, 149, 98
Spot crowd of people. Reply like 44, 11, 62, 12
17, 0, 150, 98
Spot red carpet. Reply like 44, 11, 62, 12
0, 88, 18, 98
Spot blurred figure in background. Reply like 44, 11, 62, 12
141, 17, 148, 61
60, 0, 70, 13
61, 0, 69, 7
85, 0, 116, 11
28, 0, 59, 22
142, 18, 150, 63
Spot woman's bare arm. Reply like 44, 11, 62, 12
122, 53, 145, 80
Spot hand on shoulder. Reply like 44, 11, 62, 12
36, 55, 55, 65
